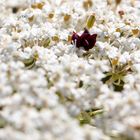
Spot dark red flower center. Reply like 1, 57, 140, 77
71, 28, 97, 51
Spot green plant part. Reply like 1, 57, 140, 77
22, 38, 51, 48
111, 134, 134, 140
86, 14, 96, 29
46, 76, 54, 88
23, 57, 36, 69
23, 57, 35, 69
86, 108, 104, 117
42, 38, 51, 48
102, 58, 132, 92
78, 80, 84, 88
0, 116, 7, 128
77, 108, 104, 125
23, 51, 39, 69
77, 111, 91, 125
56, 91, 74, 104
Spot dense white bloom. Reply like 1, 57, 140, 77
0, 0, 140, 140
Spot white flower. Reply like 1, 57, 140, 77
130, 50, 140, 63
106, 46, 119, 59
113, 32, 120, 38
119, 52, 130, 64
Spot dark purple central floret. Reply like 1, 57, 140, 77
72, 28, 97, 51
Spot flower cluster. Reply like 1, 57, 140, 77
0, 0, 140, 140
